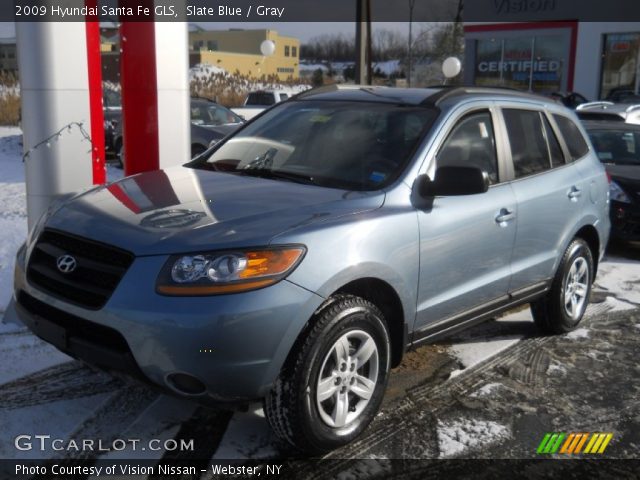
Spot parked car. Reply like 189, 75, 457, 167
583, 120, 640, 241
105, 96, 244, 166
231, 88, 298, 120
605, 87, 640, 104
14, 86, 610, 454
576, 101, 640, 124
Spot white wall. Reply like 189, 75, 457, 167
574, 22, 640, 100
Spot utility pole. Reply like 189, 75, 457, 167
355, 0, 372, 85
408, 0, 416, 87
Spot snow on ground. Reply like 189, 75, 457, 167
436, 418, 510, 458
0, 330, 70, 385
469, 382, 504, 398
0, 127, 26, 316
212, 406, 278, 460
189, 63, 228, 81
595, 258, 640, 306
0, 394, 111, 460
373, 60, 401, 76
547, 362, 567, 376
566, 327, 591, 340
447, 308, 532, 371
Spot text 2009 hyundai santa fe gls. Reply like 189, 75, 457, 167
14, 86, 610, 453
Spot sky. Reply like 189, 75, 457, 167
0, 21, 427, 42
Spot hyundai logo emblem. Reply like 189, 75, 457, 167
56, 254, 77, 274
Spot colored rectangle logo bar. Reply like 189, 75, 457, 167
537, 433, 613, 454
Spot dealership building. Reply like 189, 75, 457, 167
463, 18, 640, 100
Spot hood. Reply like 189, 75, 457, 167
45, 167, 384, 256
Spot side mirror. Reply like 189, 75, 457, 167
419, 166, 490, 197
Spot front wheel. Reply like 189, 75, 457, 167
531, 238, 594, 334
264, 294, 390, 454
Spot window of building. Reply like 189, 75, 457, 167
553, 114, 590, 160
503, 109, 552, 178
436, 111, 499, 184
599, 33, 640, 100
475, 32, 568, 92
284, 46, 290, 57
292, 46, 298, 57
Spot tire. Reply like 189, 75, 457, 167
531, 238, 594, 335
264, 294, 391, 454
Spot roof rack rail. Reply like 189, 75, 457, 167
295, 84, 387, 100
423, 86, 544, 106
576, 101, 615, 111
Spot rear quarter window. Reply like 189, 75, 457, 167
553, 114, 590, 160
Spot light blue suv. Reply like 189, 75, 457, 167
14, 86, 610, 453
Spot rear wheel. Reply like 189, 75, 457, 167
531, 238, 594, 334
264, 294, 390, 454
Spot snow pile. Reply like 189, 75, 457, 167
470, 382, 504, 398
373, 60, 402, 76
0, 128, 26, 317
547, 363, 567, 376
566, 328, 590, 340
0, 83, 19, 98
299, 63, 329, 73
437, 418, 510, 458
189, 63, 228, 81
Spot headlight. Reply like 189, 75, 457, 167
156, 246, 305, 295
610, 181, 631, 203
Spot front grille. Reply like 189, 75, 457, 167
18, 290, 131, 353
27, 229, 134, 310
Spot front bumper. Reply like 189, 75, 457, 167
14, 249, 324, 403
610, 200, 640, 241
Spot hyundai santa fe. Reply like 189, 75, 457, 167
14, 86, 610, 453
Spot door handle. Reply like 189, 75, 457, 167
495, 208, 516, 225
568, 186, 582, 200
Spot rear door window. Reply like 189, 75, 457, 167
553, 114, 590, 160
503, 109, 552, 178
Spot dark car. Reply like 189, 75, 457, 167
103, 94, 244, 165
549, 91, 589, 109
584, 120, 640, 240
605, 87, 640, 104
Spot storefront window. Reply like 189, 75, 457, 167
474, 32, 568, 93
600, 33, 640, 100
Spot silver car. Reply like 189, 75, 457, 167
14, 86, 610, 453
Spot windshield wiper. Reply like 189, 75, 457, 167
239, 167, 318, 185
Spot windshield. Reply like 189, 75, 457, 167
246, 92, 277, 106
192, 100, 437, 190
588, 129, 640, 165
191, 103, 243, 126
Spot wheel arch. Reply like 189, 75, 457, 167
334, 278, 407, 368
573, 224, 601, 278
